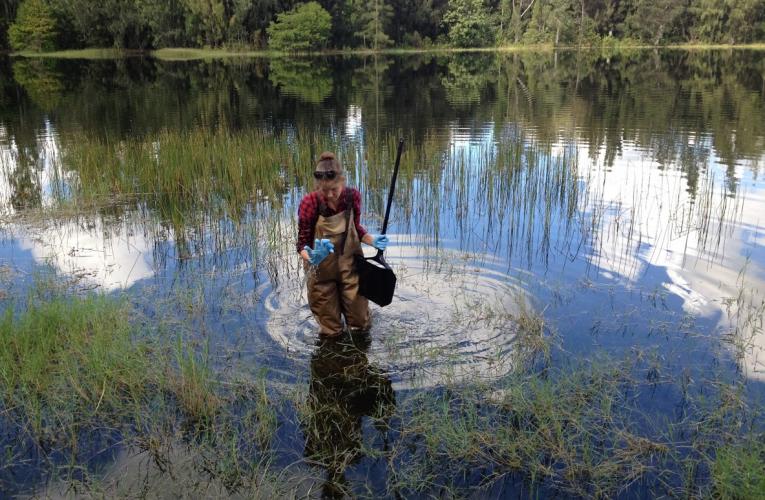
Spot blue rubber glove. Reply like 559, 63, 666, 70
371, 234, 389, 251
304, 238, 334, 265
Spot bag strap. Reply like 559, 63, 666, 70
339, 188, 353, 255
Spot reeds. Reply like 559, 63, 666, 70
12, 125, 587, 272
6, 121, 733, 282
0, 292, 152, 435
171, 338, 222, 422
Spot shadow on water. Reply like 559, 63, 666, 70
303, 331, 396, 498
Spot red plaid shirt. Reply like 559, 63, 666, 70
297, 187, 367, 252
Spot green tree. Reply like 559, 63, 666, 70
46, 0, 157, 49
624, 0, 685, 45
8, 0, 58, 51
138, 0, 189, 48
47, 0, 111, 47
690, 0, 765, 44
726, 0, 765, 43
522, 0, 576, 44
351, 0, 393, 48
102, 0, 152, 48
588, 0, 630, 37
388, 0, 448, 45
219, 0, 298, 48
183, 0, 226, 46
267, 2, 332, 51
443, 0, 492, 47
690, 0, 723, 42
317, 0, 355, 47
497, 0, 536, 43
1, 0, 21, 49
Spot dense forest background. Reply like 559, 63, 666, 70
1, 0, 764, 52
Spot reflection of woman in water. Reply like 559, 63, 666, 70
303, 331, 396, 497
297, 152, 389, 336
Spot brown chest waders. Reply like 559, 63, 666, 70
305, 190, 370, 335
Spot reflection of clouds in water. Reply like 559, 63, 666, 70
8, 218, 155, 291
258, 239, 534, 390
582, 142, 765, 380
449, 123, 494, 156
0, 139, 17, 210
1, 127, 154, 290
36, 441, 320, 498
344, 105, 363, 139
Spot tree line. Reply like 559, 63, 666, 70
1, 0, 764, 52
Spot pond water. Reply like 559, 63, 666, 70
1, 49, 764, 496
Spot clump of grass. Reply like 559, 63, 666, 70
0, 293, 154, 435
711, 436, 765, 499
510, 295, 552, 370
170, 338, 222, 422
389, 360, 667, 497
245, 374, 279, 449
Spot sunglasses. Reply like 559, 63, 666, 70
313, 170, 338, 180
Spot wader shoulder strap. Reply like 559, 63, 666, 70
339, 188, 353, 255
313, 194, 326, 248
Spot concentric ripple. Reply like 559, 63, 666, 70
255, 238, 536, 389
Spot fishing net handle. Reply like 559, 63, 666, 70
378, 138, 405, 259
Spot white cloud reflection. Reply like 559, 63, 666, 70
10, 219, 155, 291
1, 125, 156, 291
581, 140, 765, 380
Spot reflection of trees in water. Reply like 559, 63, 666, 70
6, 150, 42, 210
1, 50, 764, 194
492, 50, 764, 193
441, 53, 493, 109
12, 59, 65, 111
268, 58, 333, 105
303, 332, 395, 497
0, 50, 765, 165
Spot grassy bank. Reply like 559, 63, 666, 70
11, 48, 135, 59
8, 43, 765, 60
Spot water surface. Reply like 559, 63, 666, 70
1, 49, 764, 495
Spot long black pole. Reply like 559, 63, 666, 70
378, 138, 404, 257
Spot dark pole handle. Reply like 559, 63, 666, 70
377, 138, 404, 259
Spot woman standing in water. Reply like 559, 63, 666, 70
297, 152, 389, 336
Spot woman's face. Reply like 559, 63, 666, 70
319, 181, 344, 204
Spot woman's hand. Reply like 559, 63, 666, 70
303, 239, 335, 265
370, 234, 389, 251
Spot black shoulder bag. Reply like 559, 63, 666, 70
355, 138, 404, 307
